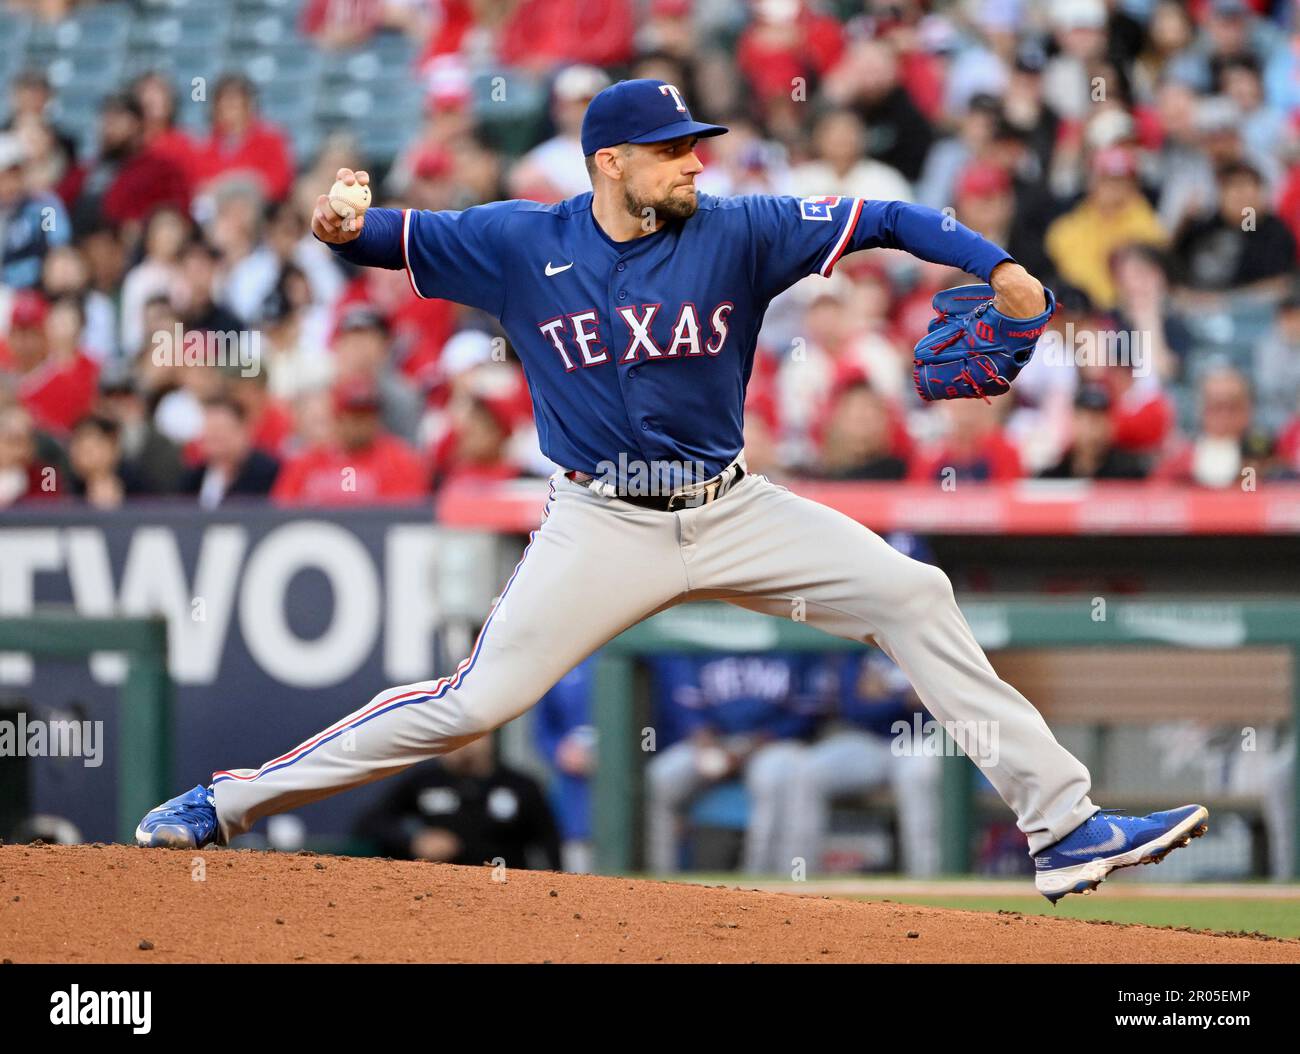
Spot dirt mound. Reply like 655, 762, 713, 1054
1, 845, 1296, 963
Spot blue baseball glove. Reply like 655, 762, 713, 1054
912, 283, 1056, 401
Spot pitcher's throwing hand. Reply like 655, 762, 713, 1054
312, 168, 370, 241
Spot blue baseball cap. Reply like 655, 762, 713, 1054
580, 79, 728, 157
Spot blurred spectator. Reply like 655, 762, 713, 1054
205, 179, 271, 322
224, 198, 344, 326
951, 162, 1014, 245
300, 0, 429, 50
1133, 1, 1198, 101
693, 115, 792, 198
1109, 243, 1188, 384
181, 395, 281, 508
151, 358, 224, 452
331, 304, 423, 442
2, 70, 79, 182
1038, 383, 1147, 480
69, 93, 190, 240
227, 369, 296, 460
994, 120, 1062, 282
1001, 40, 1061, 175
260, 266, 336, 401
1045, 146, 1166, 310
190, 76, 294, 204
1221, 56, 1287, 175
0, 132, 71, 289
742, 385, 782, 479
356, 735, 561, 869
131, 71, 197, 185
0, 291, 98, 436
637, 0, 696, 63
399, 144, 458, 213
738, 0, 844, 135
824, 39, 933, 183
0, 403, 59, 505
510, 65, 610, 201
1041, 0, 1113, 122
1152, 366, 1260, 487
96, 362, 183, 494
1197, 0, 1280, 94
908, 400, 1022, 483
12, 113, 80, 206
645, 652, 826, 874
119, 207, 192, 355
1259, 289, 1300, 437
776, 282, 902, 466
42, 245, 116, 362
781, 647, 941, 877
815, 380, 906, 481
173, 239, 246, 336
1085, 356, 1176, 459
915, 93, 1002, 211
430, 392, 521, 491
386, 58, 478, 199
271, 380, 427, 505
497, 0, 635, 72
1182, 92, 1271, 226
1172, 160, 1297, 296
788, 107, 911, 204
533, 653, 598, 873
1152, 80, 1218, 234
66, 414, 137, 508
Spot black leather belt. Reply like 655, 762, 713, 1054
564, 462, 746, 512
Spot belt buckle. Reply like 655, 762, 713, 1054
667, 473, 723, 512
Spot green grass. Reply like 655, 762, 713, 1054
853, 893, 1300, 939
667, 874, 1300, 940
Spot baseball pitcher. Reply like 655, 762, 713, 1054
137, 79, 1207, 902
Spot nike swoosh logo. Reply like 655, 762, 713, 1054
1060, 821, 1127, 857
545, 261, 574, 276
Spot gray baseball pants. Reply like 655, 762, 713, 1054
212, 469, 1097, 855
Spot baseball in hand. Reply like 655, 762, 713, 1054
328, 179, 371, 220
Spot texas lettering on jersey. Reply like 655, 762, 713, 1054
537, 301, 734, 370
332, 191, 1012, 478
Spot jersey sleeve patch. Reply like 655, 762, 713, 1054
799, 196, 842, 221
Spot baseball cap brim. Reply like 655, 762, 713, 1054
626, 119, 729, 146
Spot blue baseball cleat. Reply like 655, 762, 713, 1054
134, 784, 220, 849
1034, 804, 1209, 904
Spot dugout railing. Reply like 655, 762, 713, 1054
0, 611, 171, 844
591, 598, 1300, 877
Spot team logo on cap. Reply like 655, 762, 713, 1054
659, 84, 688, 112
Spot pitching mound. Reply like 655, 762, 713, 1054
2, 844, 1297, 963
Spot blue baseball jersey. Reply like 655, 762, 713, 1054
533, 653, 597, 842
648, 652, 833, 742
332, 193, 1012, 479
833, 650, 923, 738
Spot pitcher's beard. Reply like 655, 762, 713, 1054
622, 185, 698, 223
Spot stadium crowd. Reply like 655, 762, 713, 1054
2, 0, 1300, 510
